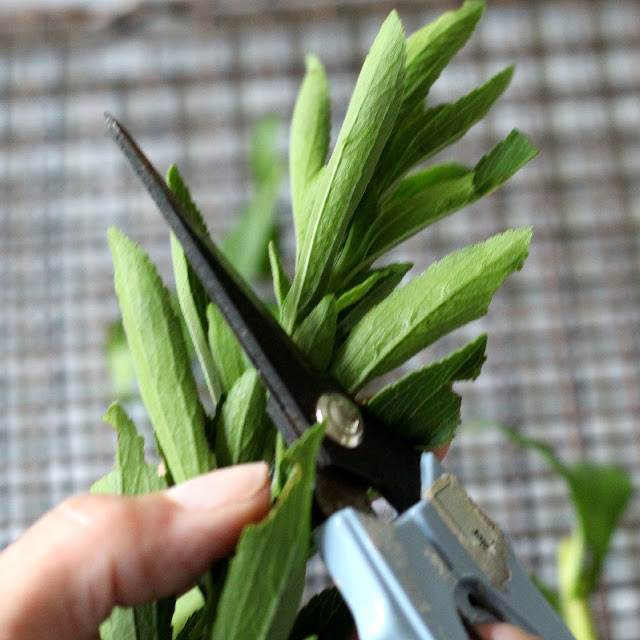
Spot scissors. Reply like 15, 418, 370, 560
105, 113, 575, 640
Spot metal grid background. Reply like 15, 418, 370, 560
1, 1, 638, 638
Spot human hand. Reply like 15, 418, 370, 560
0, 451, 541, 640
0, 462, 271, 640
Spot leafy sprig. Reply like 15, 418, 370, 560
97, 3, 538, 639
482, 423, 633, 640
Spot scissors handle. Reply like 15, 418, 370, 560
315, 453, 576, 640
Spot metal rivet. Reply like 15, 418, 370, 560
315, 392, 364, 448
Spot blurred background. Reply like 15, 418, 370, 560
0, 0, 638, 638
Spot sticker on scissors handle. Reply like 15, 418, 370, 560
426, 473, 511, 589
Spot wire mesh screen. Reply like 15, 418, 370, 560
1, 1, 638, 638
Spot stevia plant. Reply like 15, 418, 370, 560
95, 2, 539, 639
477, 423, 632, 640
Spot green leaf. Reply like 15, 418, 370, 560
222, 177, 282, 285
174, 608, 205, 640
207, 303, 247, 394
215, 368, 271, 467
327, 186, 379, 291
332, 163, 470, 284
283, 11, 407, 329
293, 295, 337, 371
364, 132, 537, 269
377, 65, 514, 194
166, 165, 211, 329
401, 0, 484, 116
172, 588, 205, 640
173, 559, 229, 640
336, 263, 408, 312
172, 234, 223, 409
491, 425, 633, 597
271, 434, 288, 500
289, 587, 354, 640
109, 228, 210, 483
472, 129, 538, 196
337, 263, 412, 337
221, 176, 280, 284
221, 115, 284, 283
363, 164, 475, 269
563, 464, 633, 596
403, 64, 514, 164
168, 165, 224, 409
336, 131, 537, 285
250, 114, 281, 185
166, 164, 207, 227
211, 424, 324, 640
331, 228, 531, 392
92, 402, 167, 495
269, 240, 291, 310
330, 4, 492, 284
366, 335, 487, 449
100, 601, 174, 640
105, 320, 136, 400
92, 403, 173, 640
290, 55, 330, 247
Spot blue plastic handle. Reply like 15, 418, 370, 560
315, 452, 575, 640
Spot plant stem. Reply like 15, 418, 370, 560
558, 533, 599, 640
561, 594, 599, 640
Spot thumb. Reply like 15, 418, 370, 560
0, 462, 271, 640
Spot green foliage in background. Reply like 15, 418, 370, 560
98, 3, 542, 638
479, 423, 633, 640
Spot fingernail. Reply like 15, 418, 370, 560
166, 462, 269, 511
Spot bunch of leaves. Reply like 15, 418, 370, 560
483, 423, 633, 640
96, 2, 538, 639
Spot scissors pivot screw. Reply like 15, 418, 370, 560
316, 393, 364, 448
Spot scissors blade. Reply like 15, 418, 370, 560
105, 113, 423, 514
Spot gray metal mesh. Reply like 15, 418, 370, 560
1, 2, 638, 638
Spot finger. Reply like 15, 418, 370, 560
0, 462, 271, 640
474, 622, 542, 640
